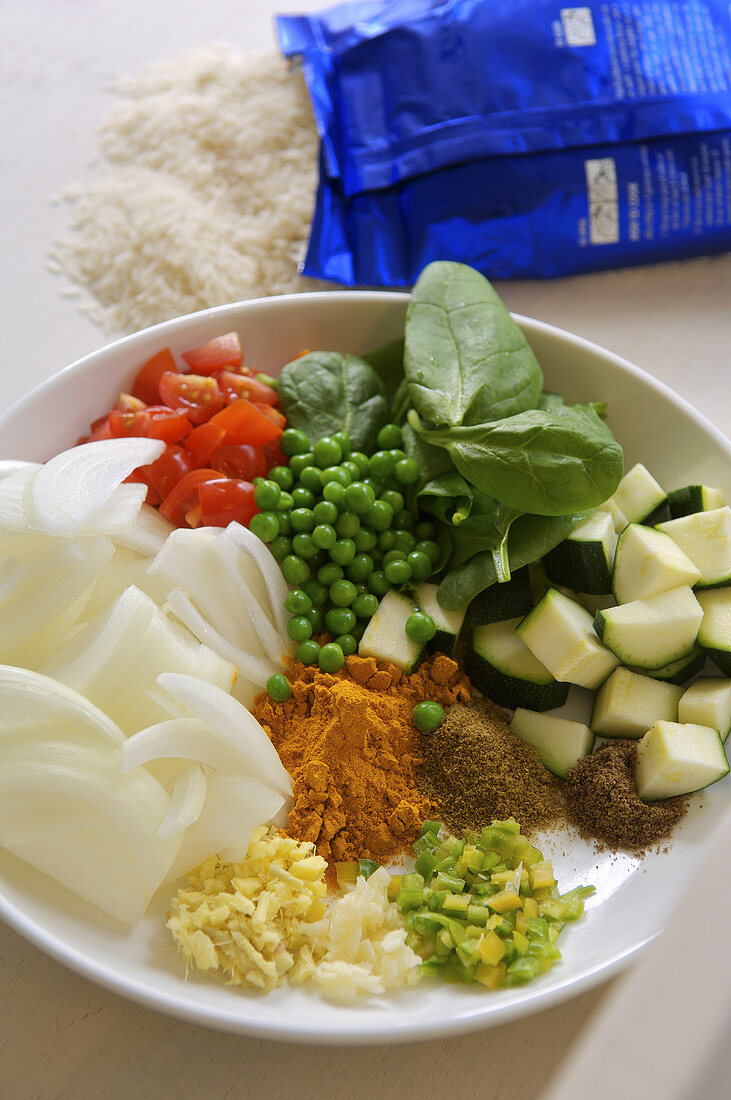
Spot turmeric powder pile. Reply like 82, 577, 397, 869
253, 653, 471, 866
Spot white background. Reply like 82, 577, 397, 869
0, 1, 729, 1097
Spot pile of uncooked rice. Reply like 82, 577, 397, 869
48, 47, 323, 334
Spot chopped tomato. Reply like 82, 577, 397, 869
158, 372, 224, 425
181, 332, 243, 374
131, 347, 177, 405
209, 443, 268, 481
262, 436, 288, 468
198, 478, 258, 527
209, 398, 283, 446
125, 469, 162, 507
143, 444, 194, 499
114, 393, 147, 413
252, 403, 286, 430
109, 404, 192, 443
78, 414, 113, 444
159, 468, 223, 527
185, 422, 226, 467
216, 370, 279, 406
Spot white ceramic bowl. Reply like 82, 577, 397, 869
0, 292, 729, 1045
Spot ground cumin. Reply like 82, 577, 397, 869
416, 697, 564, 835
252, 653, 471, 866
565, 740, 688, 851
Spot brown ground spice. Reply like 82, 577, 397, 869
416, 697, 564, 835
564, 739, 688, 851
253, 652, 471, 867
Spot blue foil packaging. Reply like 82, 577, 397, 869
277, 0, 731, 283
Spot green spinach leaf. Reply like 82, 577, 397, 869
277, 351, 388, 452
402, 420, 453, 494
361, 338, 405, 404
418, 472, 475, 526
404, 261, 543, 428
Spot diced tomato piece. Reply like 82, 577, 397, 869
114, 393, 147, 413
131, 347, 177, 405
216, 370, 279, 406
252, 403, 286, 430
185, 422, 226, 467
262, 437, 288, 468
158, 372, 224, 425
181, 332, 243, 374
209, 443, 268, 481
143, 444, 194, 499
125, 469, 162, 507
208, 398, 283, 446
109, 404, 192, 443
78, 414, 114, 444
159, 468, 224, 527
198, 478, 259, 528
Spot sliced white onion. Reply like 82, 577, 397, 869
158, 763, 207, 839
81, 546, 171, 623
110, 503, 174, 556
0, 664, 124, 747
0, 467, 39, 531
164, 774, 284, 882
0, 460, 40, 482
217, 531, 289, 659
84, 483, 147, 534
225, 522, 291, 641
23, 438, 165, 537
156, 672, 293, 799
121, 717, 256, 776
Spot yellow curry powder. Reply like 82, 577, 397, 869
253, 653, 471, 865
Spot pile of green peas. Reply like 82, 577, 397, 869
248, 423, 441, 675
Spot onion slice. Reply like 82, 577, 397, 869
121, 717, 259, 776
225, 521, 291, 641
158, 763, 207, 840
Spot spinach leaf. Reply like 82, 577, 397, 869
416, 403, 623, 517
436, 510, 592, 610
277, 351, 389, 452
361, 338, 405, 404
391, 379, 411, 425
402, 420, 453, 494
404, 261, 543, 428
418, 472, 475, 526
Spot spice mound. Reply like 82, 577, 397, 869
565, 739, 688, 851
416, 696, 564, 835
252, 652, 471, 865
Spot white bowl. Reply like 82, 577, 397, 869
0, 292, 729, 1045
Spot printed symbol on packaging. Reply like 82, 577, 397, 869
561, 7, 597, 46
585, 158, 619, 245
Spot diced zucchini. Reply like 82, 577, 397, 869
696, 587, 731, 675
469, 566, 533, 626
626, 646, 706, 686
611, 523, 700, 604
635, 720, 729, 800
510, 708, 595, 778
667, 484, 725, 519
517, 588, 619, 690
656, 507, 731, 588
466, 618, 569, 712
358, 589, 422, 672
678, 678, 731, 740
591, 667, 682, 739
603, 464, 667, 532
414, 582, 466, 656
594, 586, 703, 671
542, 511, 617, 595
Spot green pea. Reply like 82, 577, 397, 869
287, 615, 313, 642
406, 550, 432, 583
368, 450, 396, 480
322, 481, 347, 507
289, 452, 315, 478
377, 423, 403, 449
378, 530, 396, 551
384, 558, 412, 584
325, 606, 356, 635
331, 431, 352, 458
296, 639, 321, 666
330, 538, 356, 565
313, 499, 338, 525
395, 510, 414, 531
367, 570, 390, 597
303, 579, 328, 607
334, 633, 358, 657
335, 511, 360, 538
382, 549, 406, 568
313, 436, 343, 468
299, 465, 323, 492
318, 562, 344, 586
389, 448, 407, 463
362, 477, 383, 496
405, 611, 437, 644
318, 642, 345, 673
416, 539, 441, 567
249, 511, 280, 543
346, 553, 375, 583
280, 428, 311, 457
370, 547, 384, 567
354, 527, 378, 552
291, 487, 316, 510
341, 460, 360, 481
320, 465, 351, 488
351, 620, 367, 642
415, 520, 437, 540
393, 529, 416, 552
380, 489, 405, 514
306, 606, 324, 633
276, 492, 294, 514
266, 673, 291, 702
394, 458, 420, 485
284, 589, 313, 615
254, 479, 281, 510
345, 481, 376, 515
355, 582, 369, 595
292, 532, 317, 559
312, 523, 337, 550
290, 507, 315, 533
269, 535, 292, 562
353, 592, 379, 619
367, 499, 394, 532
281, 555, 310, 586
413, 701, 445, 733
350, 452, 370, 476
329, 578, 358, 607
269, 465, 294, 491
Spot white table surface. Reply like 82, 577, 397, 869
0, 2, 729, 1097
